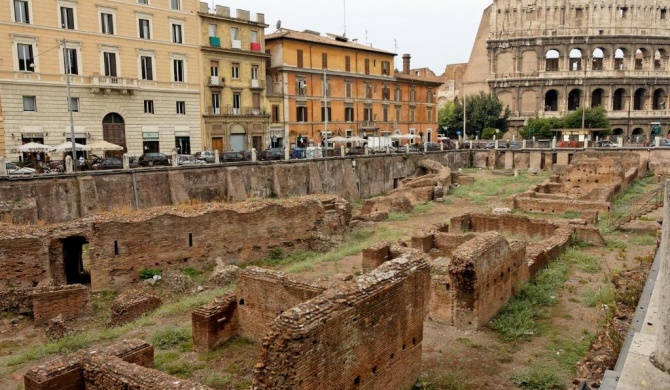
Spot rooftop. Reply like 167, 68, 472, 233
265, 29, 396, 56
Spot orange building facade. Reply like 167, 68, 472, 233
265, 29, 441, 147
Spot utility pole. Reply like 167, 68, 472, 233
463, 94, 467, 139
323, 67, 328, 157
63, 39, 77, 171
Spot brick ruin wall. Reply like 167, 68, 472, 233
109, 291, 162, 327
0, 195, 351, 291
253, 256, 431, 390
31, 285, 90, 326
192, 294, 239, 352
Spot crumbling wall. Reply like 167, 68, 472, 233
0, 236, 46, 289
192, 294, 238, 352
253, 256, 431, 390
428, 257, 454, 324
236, 268, 325, 342
449, 232, 526, 329
109, 290, 162, 327
31, 285, 89, 326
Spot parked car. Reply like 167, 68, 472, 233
221, 152, 249, 163
98, 157, 123, 170
5, 162, 36, 175
178, 154, 206, 166
259, 148, 284, 161
139, 153, 170, 166
194, 151, 216, 163
485, 142, 496, 149
416, 142, 443, 152
595, 140, 618, 148
657, 139, 670, 147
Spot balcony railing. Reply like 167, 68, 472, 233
250, 79, 265, 89
210, 106, 268, 116
360, 121, 377, 129
208, 76, 224, 87
92, 76, 138, 88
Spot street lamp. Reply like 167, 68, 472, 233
62, 39, 77, 170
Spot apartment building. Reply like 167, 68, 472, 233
198, 3, 270, 152
0, 0, 202, 158
265, 29, 440, 147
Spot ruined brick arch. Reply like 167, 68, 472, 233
634, 87, 649, 110
544, 49, 561, 72
653, 88, 668, 110
544, 89, 559, 111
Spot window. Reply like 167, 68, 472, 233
383, 107, 389, 122
619, 7, 628, 18
427, 89, 434, 103
322, 52, 328, 69
663, 9, 668, 20
232, 93, 241, 114
231, 27, 239, 41
365, 59, 370, 75
410, 108, 416, 122
139, 18, 150, 39
138, 0, 148, 4
23, 96, 36, 111
272, 105, 280, 122
381, 61, 390, 76
382, 85, 390, 100
170, 0, 180, 11
297, 49, 304, 68
364, 107, 373, 121
321, 105, 331, 121
297, 78, 307, 95
14, 0, 30, 23
410, 128, 416, 144
17, 43, 34, 72
395, 106, 401, 122
322, 79, 331, 96
140, 56, 153, 80
209, 24, 217, 37
345, 82, 353, 98
103, 52, 117, 77
410, 88, 416, 102
63, 48, 78, 75
60, 6, 75, 29
210, 60, 218, 77
101, 13, 114, 34
251, 65, 259, 80
427, 108, 433, 122
176, 101, 185, 114
345, 56, 351, 72
212, 93, 220, 114
575, 8, 583, 19
69, 97, 79, 112
250, 31, 258, 43
296, 106, 308, 122
171, 23, 182, 43
231, 63, 239, 79
345, 107, 354, 122
365, 83, 373, 99
395, 87, 402, 101
144, 100, 154, 114
173, 59, 184, 82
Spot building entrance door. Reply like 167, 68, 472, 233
231, 135, 245, 152
102, 113, 126, 157
211, 137, 223, 153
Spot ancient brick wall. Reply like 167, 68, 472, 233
109, 291, 162, 327
253, 256, 430, 390
428, 257, 454, 325
362, 242, 391, 272
0, 287, 34, 312
0, 236, 46, 288
31, 285, 89, 326
24, 339, 153, 390
236, 267, 324, 342
449, 232, 526, 330
192, 294, 238, 352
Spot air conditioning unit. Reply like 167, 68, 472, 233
210, 76, 219, 85
232, 40, 241, 49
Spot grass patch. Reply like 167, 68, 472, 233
450, 170, 551, 204
151, 326, 192, 350
181, 267, 202, 278
583, 284, 616, 308
387, 212, 409, 221
563, 248, 600, 273
154, 352, 203, 378
412, 203, 433, 214
561, 211, 582, 219
91, 290, 118, 314
5, 287, 231, 368
606, 239, 626, 251
630, 234, 657, 246
612, 175, 656, 208
456, 337, 482, 349
512, 364, 565, 390
489, 251, 571, 341
139, 268, 162, 280
416, 372, 473, 390
201, 371, 233, 387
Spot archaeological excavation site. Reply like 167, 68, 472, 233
2, 149, 670, 390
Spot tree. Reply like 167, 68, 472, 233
520, 106, 611, 139
437, 93, 510, 138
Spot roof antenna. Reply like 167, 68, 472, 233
343, 0, 347, 37
394, 38, 399, 70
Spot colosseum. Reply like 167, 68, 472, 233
463, 0, 670, 142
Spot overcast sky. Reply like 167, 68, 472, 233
212, 0, 493, 75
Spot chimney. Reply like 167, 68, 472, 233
402, 54, 411, 75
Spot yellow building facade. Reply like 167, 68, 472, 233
266, 29, 440, 147
198, 4, 270, 153
0, 0, 203, 158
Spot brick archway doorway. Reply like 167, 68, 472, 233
102, 113, 126, 157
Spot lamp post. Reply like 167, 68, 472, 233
62, 39, 77, 170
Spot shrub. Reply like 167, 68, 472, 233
139, 268, 162, 280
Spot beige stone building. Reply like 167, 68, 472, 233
463, 0, 670, 141
0, 0, 203, 159
197, 3, 270, 152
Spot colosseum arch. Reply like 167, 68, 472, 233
653, 88, 667, 110
520, 90, 537, 114
497, 52, 515, 75
568, 89, 582, 111
569, 49, 583, 71
545, 90, 559, 111
591, 88, 606, 107
634, 88, 648, 110
635, 48, 649, 70
615, 49, 626, 70
592, 48, 605, 71
613, 88, 627, 111
545, 49, 560, 72
498, 91, 514, 111
632, 128, 645, 142
521, 50, 538, 74
655, 49, 668, 70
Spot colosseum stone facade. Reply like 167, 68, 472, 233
462, 0, 670, 141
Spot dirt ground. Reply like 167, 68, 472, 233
0, 170, 660, 390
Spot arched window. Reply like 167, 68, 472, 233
545, 50, 560, 72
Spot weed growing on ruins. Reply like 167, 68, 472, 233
582, 284, 616, 308
511, 364, 564, 390
388, 212, 409, 221
612, 175, 656, 207
91, 290, 118, 314
416, 372, 471, 390
151, 326, 192, 350
4, 288, 232, 368
630, 233, 657, 246
267, 248, 285, 264
561, 211, 582, 219
456, 338, 482, 349
139, 268, 163, 280
606, 239, 627, 251
201, 371, 233, 387
450, 171, 550, 205
154, 352, 204, 378
564, 248, 601, 273
413, 203, 434, 214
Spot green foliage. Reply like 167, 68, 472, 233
438, 92, 510, 138
267, 248, 285, 265
583, 284, 616, 307
412, 203, 433, 214
456, 337, 482, 349
139, 268, 162, 280
387, 212, 409, 221
181, 267, 202, 278
154, 352, 203, 378
202, 372, 233, 387
512, 365, 565, 390
150, 326, 192, 350
630, 233, 657, 246
481, 127, 498, 139
521, 106, 610, 139
564, 249, 601, 273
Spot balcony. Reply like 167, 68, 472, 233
231, 40, 241, 49
208, 76, 224, 88
250, 79, 265, 89
208, 106, 268, 116
90, 76, 138, 94
209, 36, 221, 47
360, 121, 378, 129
